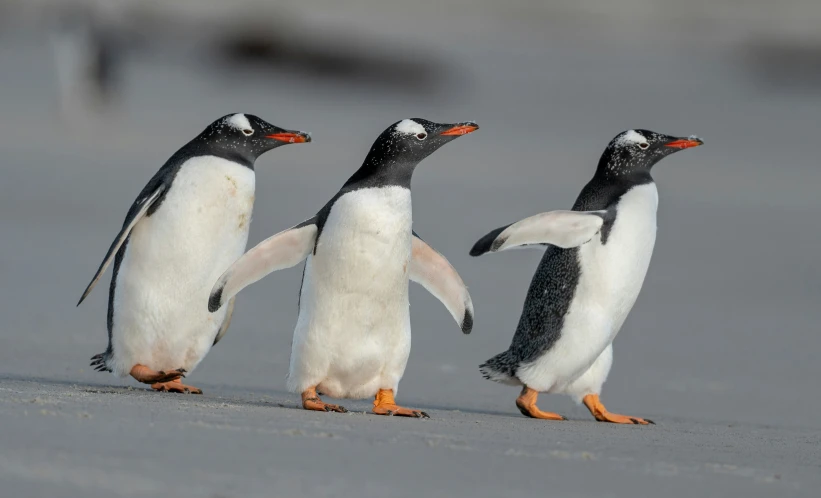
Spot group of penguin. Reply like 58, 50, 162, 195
77, 113, 703, 424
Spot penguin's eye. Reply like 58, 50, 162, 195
242, 129, 253, 136
416, 132, 427, 140
638, 142, 649, 150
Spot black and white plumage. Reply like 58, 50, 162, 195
209, 118, 478, 415
472, 130, 703, 423
78, 113, 310, 390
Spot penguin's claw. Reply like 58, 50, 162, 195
372, 389, 430, 419
373, 406, 429, 418
161, 368, 186, 379
582, 394, 653, 425
129, 364, 186, 384
150, 380, 203, 394
514, 386, 566, 421
301, 387, 347, 413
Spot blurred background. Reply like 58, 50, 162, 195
0, 0, 819, 493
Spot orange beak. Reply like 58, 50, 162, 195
266, 131, 312, 143
440, 123, 479, 136
664, 137, 703, 149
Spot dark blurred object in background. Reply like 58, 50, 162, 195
5, 0, 821, 117
217, 25, 441, 92
4, 0, 454, 117
741, 38, 821, 91
50, 6, 125, 116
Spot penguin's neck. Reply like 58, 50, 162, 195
343, 154, 418, 190
219, 150, 255, 170
191, 137, 256, 170
594, 155, 653, 184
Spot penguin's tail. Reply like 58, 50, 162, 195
89, 350, 112, 373
479, 350, 523, 386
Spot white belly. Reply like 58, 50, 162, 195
519, 183, 658, 392
109, 156, 255, 376
287, 186, 413, 399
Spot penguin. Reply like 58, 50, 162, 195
208, 118, 478, 417
77, 113, 311, 394
470, 130, 703, 424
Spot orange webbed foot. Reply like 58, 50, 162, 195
130, 364, 186, 384
372, 389, 429, 418
301, 387, 348, 413
515, 386, 567, 420
151, 380, 203, 394
583, 394, 654, 425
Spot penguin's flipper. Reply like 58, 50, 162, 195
77, 184, 167, 306
208, 218, 318, 312
409, 232, 473, 334
470, 210, 607, 256
212, 297, 236, 346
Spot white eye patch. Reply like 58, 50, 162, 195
616, 130, 647, 147
394, 119, 426, 136
225, 113, 253, 133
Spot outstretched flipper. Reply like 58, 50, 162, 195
77, 184, 167, 305
208, 218, 318, 312
410, 232, 473, 334
212, 297, 236, 346
469, 210, 606, 257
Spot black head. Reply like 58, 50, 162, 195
192, 113, 311, 168
344, 118, 479, 188
596, 129, 703, 178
